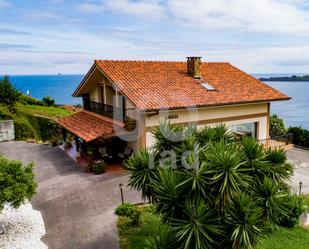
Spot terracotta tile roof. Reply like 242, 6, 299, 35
93, 60, 290, 111
56, 111, 124, 142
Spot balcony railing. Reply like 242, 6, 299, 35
259, 133, 293, 149
84, 100, 136, 123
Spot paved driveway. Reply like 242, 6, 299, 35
287, 147, 309, 194
0, 141, 142, 249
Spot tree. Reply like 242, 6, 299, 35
125, 123, 301, 249
0, 76, 19, 112
0, 156, 37, 211
42, 96, 55, 106
270, 114, 286, 137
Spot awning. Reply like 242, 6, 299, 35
56, 111, 125, 142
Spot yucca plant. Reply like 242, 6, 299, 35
171, 199, 224, 249
124, 148, 158, 201
205, 141, 251, 209
254, 177, 288, 228
195, 124, 234, 146
240, 136, 266, 170
226, 194, 265, 249
125, 122, 298, 249
144, 224, 174, 249
152, 122, 185, 151
152, 169, 186, 221
264, 148, 293, 182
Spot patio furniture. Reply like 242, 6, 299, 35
118, 146, 133, 160
99, 147, 108, 158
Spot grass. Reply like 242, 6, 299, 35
0, 103, 74, 141
12, 103, 73, 119
117, 205, 162, 249
257, 227, 309, 249
0, 103, 73, 120
117, 204, 309, 249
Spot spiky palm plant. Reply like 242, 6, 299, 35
205, 141, 251, 209
240, 136, 266, 170
254, 177, 288, 228
171, 199, 224, 249
144, 225, 174, 249
152, 169, 186, 221
264, 148, 293, 182
226, 194, 264, 249
152, 122, 185, 152
124, 148, 158, 201
195, 124, 234, 146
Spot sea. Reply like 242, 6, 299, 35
5, 74, 309, 130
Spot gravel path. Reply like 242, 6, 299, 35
0, 141, 142, 249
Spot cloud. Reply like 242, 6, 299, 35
167, 0, 309, 33
0, 29, 32, 35
0, 43, 33, 50
24, 11, 60, 20
77, 0, 165, 19
0, 0, 10, 9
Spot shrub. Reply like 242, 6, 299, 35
279, 194, 304, 228
18, 95, 43, 106
42, 96, 55, 106
115, 203, 141, 226
14, 118, 37, 140
270, 114, 286, 137
0, 76, 18, 112
115, 203, 136, 216
288, 126, 309, 148
126, 123, 299, 249
92, 161, 106, 174
0, 156, 37, 211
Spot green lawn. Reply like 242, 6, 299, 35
14, 103, 73, 119
117, 206, 162, 249
257, 227, 309, 249
0, 103, 73, 119
117, 205, 309, 249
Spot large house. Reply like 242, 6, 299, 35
57, 57, 290, 162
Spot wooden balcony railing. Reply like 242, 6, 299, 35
259, 133, 293, 149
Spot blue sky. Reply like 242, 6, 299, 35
1, 0, 309, 75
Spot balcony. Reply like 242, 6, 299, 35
259, 133, 293, 149
84, 100, 136, 129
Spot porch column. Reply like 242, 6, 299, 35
62, 128, 67, 142
75, 136, 80, 152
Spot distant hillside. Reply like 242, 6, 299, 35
259, 75, 309, 81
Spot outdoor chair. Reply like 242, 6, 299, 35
118, 146, 132, 160
99, 147, 108, 158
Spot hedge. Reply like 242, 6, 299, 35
288, 126, 309, 148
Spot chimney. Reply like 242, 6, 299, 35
187, 56, 202, 79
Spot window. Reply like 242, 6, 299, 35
230, 122, 258, 138
201, 82, 215, 90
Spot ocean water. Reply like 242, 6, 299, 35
5, 74, 309, 129
9, 75, 84, 105
266, 81, 309, 129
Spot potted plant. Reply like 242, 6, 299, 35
92, 160, 106, 174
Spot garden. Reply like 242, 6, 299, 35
0, 75, 74, 143
116, 123, 309, 249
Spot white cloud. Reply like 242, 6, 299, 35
77, 0, 165, 19
167, 0, 309, 33
0, 0, 11, 9
24, 11, 60, 20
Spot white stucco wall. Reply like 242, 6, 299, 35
144, 103, 269, 148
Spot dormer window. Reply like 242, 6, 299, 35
201, 82, 215, 91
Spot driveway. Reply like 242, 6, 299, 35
0, 141, 142, 249
287, 147, 309, 194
